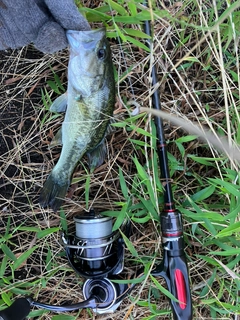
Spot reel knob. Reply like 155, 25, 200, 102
83, 278, 120, 314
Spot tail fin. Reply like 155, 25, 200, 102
39, 173, 70, 212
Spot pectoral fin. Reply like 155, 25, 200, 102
87, 140, 106, 172
50, 92, 68, 113
49, 128, 62, 149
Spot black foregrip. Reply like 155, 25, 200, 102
152, 254, 192, 320
0, 298, 31, 320
153, 210, 193, 320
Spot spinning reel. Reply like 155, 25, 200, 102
62, 209, 132, 314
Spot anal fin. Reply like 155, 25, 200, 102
105, 117, 116, 136
49, 128, 62, 149
87, 140, 107, 172
39, 172, 70, 212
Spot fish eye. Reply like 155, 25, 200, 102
97, 48, 106, 60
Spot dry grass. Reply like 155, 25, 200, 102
0, 0, 240, 319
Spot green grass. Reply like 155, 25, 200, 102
0, 0, 240, 319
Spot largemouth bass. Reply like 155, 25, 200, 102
39, 28, 115, 212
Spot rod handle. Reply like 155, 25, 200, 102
152, 255, 192, 320
167, 256, 192, 320
0, 298, 31, 320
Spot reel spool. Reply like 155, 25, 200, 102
63, 210, 125, 279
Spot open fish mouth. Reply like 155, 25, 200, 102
66, 28, 106, 50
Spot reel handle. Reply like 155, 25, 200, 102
0, 298, 31, 320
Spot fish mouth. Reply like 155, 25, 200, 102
67, 28, 107, 92
66, 28, 106, 51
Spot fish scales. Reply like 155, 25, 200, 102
39, 28, 115, 211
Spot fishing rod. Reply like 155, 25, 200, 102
143, 3, 193, 320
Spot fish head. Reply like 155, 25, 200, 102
66, 28, 112, 96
